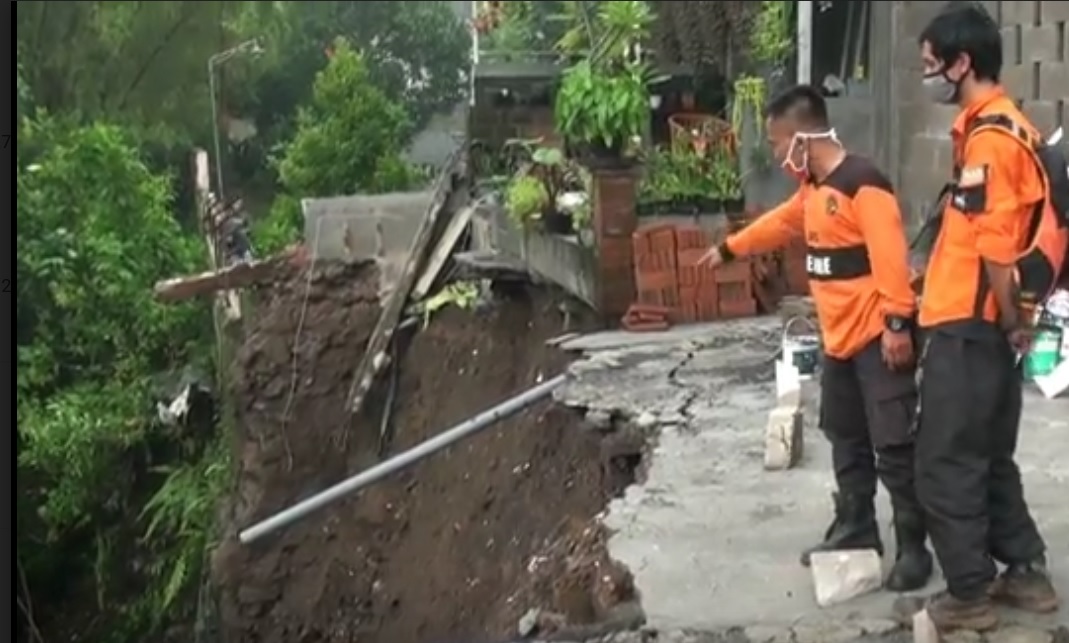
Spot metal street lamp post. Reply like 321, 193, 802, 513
207, 39, 263, 201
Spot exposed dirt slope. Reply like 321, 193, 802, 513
213, 262, 637, 643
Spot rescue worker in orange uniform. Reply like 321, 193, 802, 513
892, 4, 1060, 631
700, 84, 933, 592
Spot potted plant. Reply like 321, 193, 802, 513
710, 153, 745, 213
553, 0, 654, 167
503, 140, 589, 234
506, 175, 549, 227
555, 60, 650, 165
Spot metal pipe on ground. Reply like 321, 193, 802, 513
239, 373, 568, 544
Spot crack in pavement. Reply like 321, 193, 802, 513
666, 348, 699, 428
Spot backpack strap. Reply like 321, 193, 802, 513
965, 113, 1036, 147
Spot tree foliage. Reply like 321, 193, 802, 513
16, 115, 215, 640
15, 1, 272, 146
277, 39, 417, 198
249, 1, 469, 141
255, 39, 422, 253
14, 3, 459, 639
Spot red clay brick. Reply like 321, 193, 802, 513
717, 280, 752, 304
714, 259, 753, 283
719, 298, 758, 319
693, 298, 719, 322
675, 225, 708, 251
696, 282, 719, 305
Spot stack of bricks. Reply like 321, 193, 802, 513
782, 239, 810, 295
632, 223, 680, 311
631, 223, 758, 323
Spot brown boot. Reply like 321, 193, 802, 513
892, 591, 999, 632
989, 560, 1060, 614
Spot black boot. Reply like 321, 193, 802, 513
884, 508, 933, 592
800, 491, 883, 567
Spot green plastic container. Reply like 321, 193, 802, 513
1024, 325, 1063, 380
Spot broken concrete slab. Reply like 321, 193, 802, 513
558, 317, 1069, 635
912, 609, 939, 643
763, 406, 804, 471
810, 549, 883, 607
558, 318, 781, 353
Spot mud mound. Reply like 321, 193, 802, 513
215, 263, 639, 643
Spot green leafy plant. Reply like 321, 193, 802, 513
555, 60, 650, 154
418, 281, 481, 327
731, 75, 767, 135
710, 151, 744, 201
732, 75, 772, 172
265, 37, 422, 249
16, 115, 215, 641
555, 0, 654, 61
553, 0, 656, 157
506, 175, 550, 224
639, 146, 713, 204
277, 37, 418, 198
480, 0, 540, 61
750, 1, 794, 68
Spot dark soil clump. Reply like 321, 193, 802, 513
214, 261, 639, 643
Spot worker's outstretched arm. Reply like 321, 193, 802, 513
720, 189, 806, 260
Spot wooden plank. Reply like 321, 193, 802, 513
346, 149, 466, 416
153, 255, 286, 302
411, 204, 476, 300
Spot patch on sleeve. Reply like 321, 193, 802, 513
958, 164, 988, 188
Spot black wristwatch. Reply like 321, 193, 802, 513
884, 315, 912, 333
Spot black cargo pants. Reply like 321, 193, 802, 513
820, 337, 920, 510
915, 330, 1047, 600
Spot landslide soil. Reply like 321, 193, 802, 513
214, 261, 638, 643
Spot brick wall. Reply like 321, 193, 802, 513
892, 1, 1069, 229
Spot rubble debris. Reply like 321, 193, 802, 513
809, 549, 882, 607
347, 148, 466, 418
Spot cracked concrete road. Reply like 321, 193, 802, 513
555, 318, 1068, 640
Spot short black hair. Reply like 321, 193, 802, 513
764, 84, 830, 130
918, 2, 1002, 82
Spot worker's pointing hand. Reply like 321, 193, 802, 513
698, 245, 725, 268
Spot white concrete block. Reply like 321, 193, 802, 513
912, 608, 940, 643
809, 549, 882, 607
764, 406, 804, 471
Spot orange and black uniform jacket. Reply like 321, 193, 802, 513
720, 155, 915, 359
918, 88, 1046, 333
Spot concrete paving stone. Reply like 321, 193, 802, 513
986, 626, 1055, 643
563, 318, 1068, 635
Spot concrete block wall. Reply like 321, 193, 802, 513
892, 1, 1069, 229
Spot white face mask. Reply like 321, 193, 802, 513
782, 129, 842, 178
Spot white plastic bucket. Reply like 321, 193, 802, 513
781, 317, 821, 380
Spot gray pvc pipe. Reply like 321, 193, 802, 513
239, 373, 567, 544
